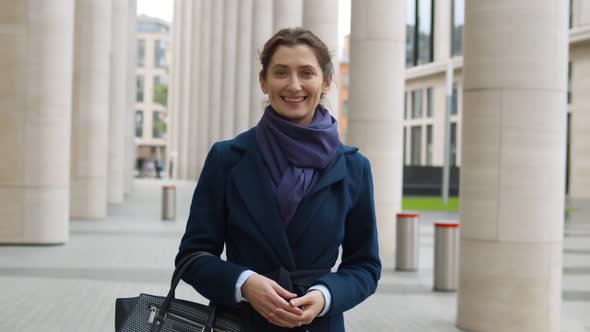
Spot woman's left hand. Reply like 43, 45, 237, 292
268, 290, 325, 327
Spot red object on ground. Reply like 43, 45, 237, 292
434, 222, 459, 228
396, 213, 420, 219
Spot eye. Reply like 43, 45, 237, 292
273, 69, 287, 77
301, 70, 315, 78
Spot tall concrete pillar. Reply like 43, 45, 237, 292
457, 1, 568, 331
570, 47, 590, 202
221, 0, 238, 140
167, 0, 183, 179
235, 0, 254, 134
125, 0, 137, 193
198, 0, 212, 169
187, 0, 202, 179
208, 0, 224, 147
273, 0, 303, 32
569, 1, 590, 203
108, 0, 130, 203
303, 0, 338, 114
250, 0, 273, 127
347, 0, 405, 257
71, 0, 112, 219
0, 0, 75, 244
176, 0, 194, 179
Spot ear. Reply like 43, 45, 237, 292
259, 73, 268, 94
322, 76, 332, 93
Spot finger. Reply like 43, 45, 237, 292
267, 311, 298, 328
272, 307, 306, 324
289, 290, 324, 307
271, 294, 303, 316
272, 283, 298, 300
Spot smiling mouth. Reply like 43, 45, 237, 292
281, 96, 307, 103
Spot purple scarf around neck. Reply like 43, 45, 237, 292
255, 105, 340, 224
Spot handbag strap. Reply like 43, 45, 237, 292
158, 251, 217, 323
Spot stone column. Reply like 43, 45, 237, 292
176, 0, 194, 179
198, 0, 212, 168
70, 0, 112, 219
167, 0, 183, 179
250, 0, 273, 127
125, 0, 137, 193
303, 0, 338, 114
273, 0, 303, 32
0, 0, 75, 244
569, 1, 590, 204
187, 0, 202, 179
570, 47, 590, 203
221, 0, 238, 140
208, 0, 224, 147
108, 0, 130, 203
346, 0, 405, 257
235, 0, 254, 134
457, 1, 568, 331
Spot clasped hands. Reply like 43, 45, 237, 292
241, 273, 325, 328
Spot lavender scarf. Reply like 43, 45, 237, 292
255, 105, 340, 224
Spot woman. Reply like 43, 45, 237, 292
176, 28, 381, 332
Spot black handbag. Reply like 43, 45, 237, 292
115, 252, 242, 332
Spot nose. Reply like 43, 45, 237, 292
286, 74, 301, 91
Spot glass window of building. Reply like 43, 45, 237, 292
154, 40, 166, 68
403, 126, 407, 165
426, 124, 433, 166
568, 62, 572, 104
137, 39, 145, 67
406, 0, 434, 67
152, 111, 166, 138
426, 87, 433, 117
451, 0, 464, 56
417, 0, 434, 65
411, 89, 423, 119
406, 0, 416, 68
411, 125, 422, 165
456, 122, 457, 166
404, 92, 408, 120
451, 82, 458, 115
136, 75, 144, 102
135, 111, 143, 138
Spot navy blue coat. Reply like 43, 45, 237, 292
176, 128, 381, 332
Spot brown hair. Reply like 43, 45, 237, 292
259, 27, 333, 84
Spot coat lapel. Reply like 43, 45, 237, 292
230, 131, 296, 270
286, 148, 348, 247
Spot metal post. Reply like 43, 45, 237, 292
442, 60, 454, 205
433, 222, 459, 291
395, 213, 420, 271
162, 185, 176, 221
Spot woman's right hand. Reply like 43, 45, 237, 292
241, 274, 304, 328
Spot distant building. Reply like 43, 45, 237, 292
135, 15, 171, 177
338, 0, 584, 196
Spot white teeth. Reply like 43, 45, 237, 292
283, 97, 305, 102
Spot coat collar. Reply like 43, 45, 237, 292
229, 128, 357, 269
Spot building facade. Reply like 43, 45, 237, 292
336, 0, 589, 202
135, 15, 171, 177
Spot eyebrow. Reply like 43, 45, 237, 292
271, 64, 317, 71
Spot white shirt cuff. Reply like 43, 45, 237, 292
235, 270, 256, 303
308, 284, 331, 317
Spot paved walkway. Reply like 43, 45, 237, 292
0, 179, 588, 331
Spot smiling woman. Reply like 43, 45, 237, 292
259, 38, 332, 125
176, 28, 381, 332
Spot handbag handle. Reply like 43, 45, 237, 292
156, 251, 217, 328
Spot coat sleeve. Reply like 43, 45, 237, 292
175, 142, 249, 306
313, 156, 381, 316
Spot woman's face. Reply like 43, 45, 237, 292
260, 44, 331, 126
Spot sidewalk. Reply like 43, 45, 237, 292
0, 179, 588, 331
